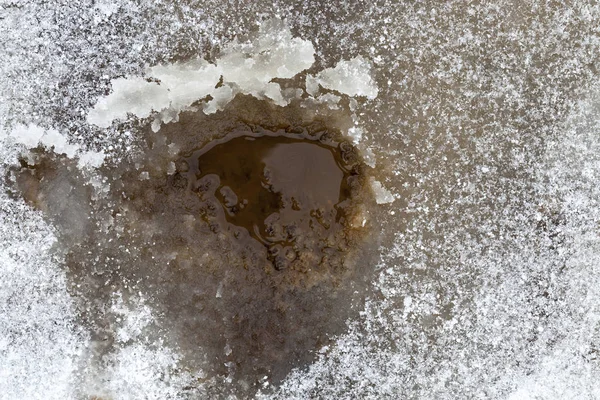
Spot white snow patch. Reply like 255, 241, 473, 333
1, 124, 106, 168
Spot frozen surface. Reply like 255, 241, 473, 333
2, 0, 600, 399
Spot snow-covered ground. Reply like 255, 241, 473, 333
1, 1, 600, 398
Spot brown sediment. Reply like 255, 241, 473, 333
6, 95, 379, 397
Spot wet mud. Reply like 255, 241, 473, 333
6, 95, 379, 397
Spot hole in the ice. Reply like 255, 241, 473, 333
6, 97, 379, 396
180, 126, 363, 272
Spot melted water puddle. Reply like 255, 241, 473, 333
184, 129, 359, 270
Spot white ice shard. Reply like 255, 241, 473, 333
203, 85, 235, 114
77, 150, 106, 169
147, 59, 224, 111
86, 20, 379, 131
219, 18, 315, 104
305, 74, 320, 96
1, 124, 105, 167
316, 93, 342, 109
4, 124, 78, 157
87, 60, 222, 128
370, 178, 396, 204
87, 19, 316, 128
310, 56, 379, 99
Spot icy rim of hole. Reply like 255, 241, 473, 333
86, 18, 379, 134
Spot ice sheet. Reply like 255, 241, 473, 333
2, 1, 600, 399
